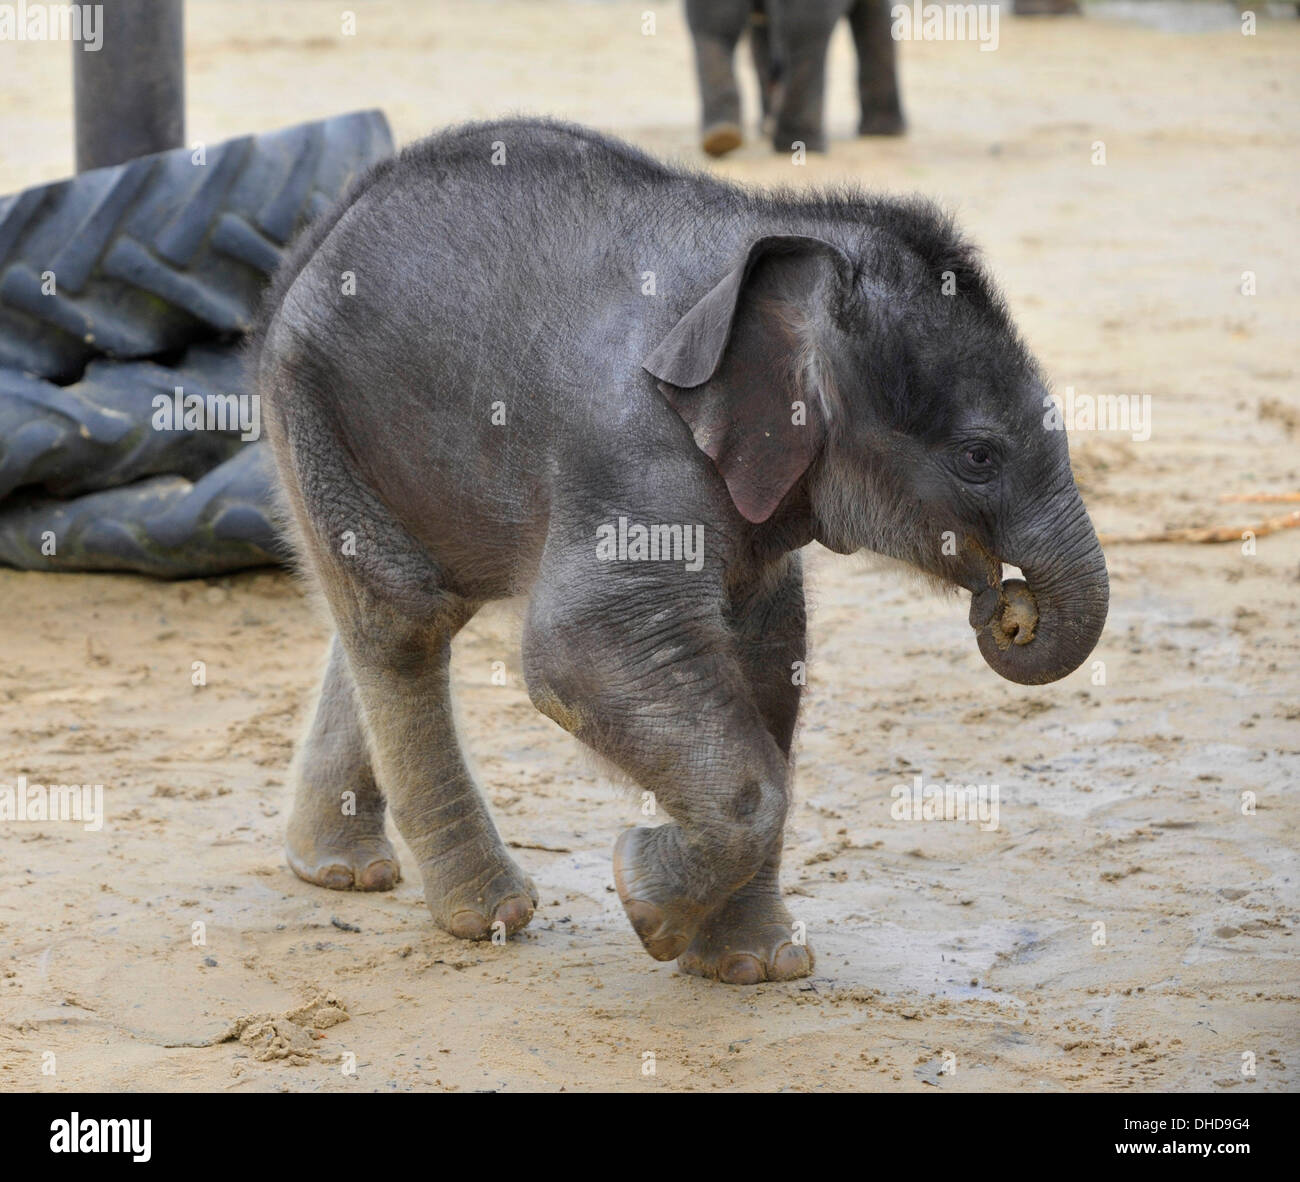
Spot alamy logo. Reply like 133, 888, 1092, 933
0, 776, 103, 831
891, 774, 1000, 831
49, 1113, 150, 1162
152, 386, 261, 441
891, 3, 999, 51
595, 516, 705, 572
0, 3, 103, 50
1044, 387, 1152, 442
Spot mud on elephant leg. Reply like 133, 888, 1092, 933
286, 633, 401, 891
523, 561, 790, 964
849, 0, 905, 135
685, 0, 751, 156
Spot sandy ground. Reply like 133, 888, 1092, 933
1, 1, 1298, 1092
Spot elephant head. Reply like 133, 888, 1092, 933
643, 208, 1108, 685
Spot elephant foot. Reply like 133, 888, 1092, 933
676, 892, 813, 985
858, 108, 906, 137
701, 121, 743, 157
286, 805, 401, 892
613, 827, 711, 961
773, 128, 827, 155
421, 847, 539, 940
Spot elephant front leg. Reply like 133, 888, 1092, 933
849, 0, 906, 135
677, 553, 813, 983
771, 5, 837, 154
676, 847, 812, 982
685, 0, 750, 156
524, 576, 790, 964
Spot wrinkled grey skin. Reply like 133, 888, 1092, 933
254, 119, 1107, 984
686, 0, 904, 156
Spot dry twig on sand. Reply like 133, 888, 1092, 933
1100, 503, 1300, 545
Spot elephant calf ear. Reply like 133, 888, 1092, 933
643, 235, 847, 524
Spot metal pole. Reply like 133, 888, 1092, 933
74, 0, 185, 172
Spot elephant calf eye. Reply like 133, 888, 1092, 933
956, 443, 998, 484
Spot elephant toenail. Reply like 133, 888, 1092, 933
449, 909, 490, 939
494, 895, 535, 933
718, 953, 764, 985
359, 860, 397, 890
771, 943, 812, 979
319, 864, 353, 890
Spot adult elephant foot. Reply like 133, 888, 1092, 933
702, 121, 744, 157
858, 107, 906, 136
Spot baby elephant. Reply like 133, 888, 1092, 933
255, 119, 1107, 984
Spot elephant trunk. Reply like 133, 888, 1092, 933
968, 491, 1109, 686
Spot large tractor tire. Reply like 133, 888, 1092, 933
0, 344, 252, 501
0, 109, 392, 381
0, 442, 283, 577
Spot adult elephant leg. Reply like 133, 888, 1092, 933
748, 3, 782, 137
849, 0, 905, 135
678, 552, 814, 983
685, 0, 751, 156
771, 3, 838, 153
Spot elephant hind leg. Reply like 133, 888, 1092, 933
748, 2, 782, 138
770, 4, 838, 153
271, 391, 536, 940
686, 0, 750, 155
286, 633, 400, 892
849, 0, 906, 136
